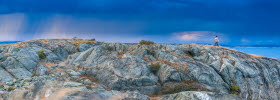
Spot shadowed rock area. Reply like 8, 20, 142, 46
0, 39, 279, 100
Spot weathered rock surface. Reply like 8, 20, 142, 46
0, 39, 279, 100
66, 43, 280, 100
0, 39, 96, 83
4, 76, 149, 100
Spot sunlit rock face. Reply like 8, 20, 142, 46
0, 39, 279, 100
5, 78, 149, 100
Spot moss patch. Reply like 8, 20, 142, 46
38, 50, 48, 60
229, 85, 240, 95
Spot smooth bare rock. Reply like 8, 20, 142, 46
78, 43, 96, 52
35, 64, 48, 76
63, 82, 83, 87
0, 39, 96, 82
1, 57, 33, 79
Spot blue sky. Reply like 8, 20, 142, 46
0, 0, 279, 45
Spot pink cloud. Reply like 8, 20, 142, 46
179, 32, 201, 41
171, 31, 229, 44
175, 31, 219, 41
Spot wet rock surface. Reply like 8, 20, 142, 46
0, 39, 279, 100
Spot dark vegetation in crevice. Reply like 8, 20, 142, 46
146, 49, 156, 57
149, 63, 161, 74
229, 78, 240, 95
229, 85, 240, 95
104, 46, 114, 51
183, 50, 195, 57
153, 81, 209, 95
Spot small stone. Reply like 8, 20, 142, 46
63, 82, 83, 87
3, 85, 10, 89
83, 79, 92, 85
5, 82, 14, 86
67, 70, 82, 76
70, 76, 79, 81
35, 64, 49, 75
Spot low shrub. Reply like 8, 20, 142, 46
140, 40, 155, 45
229, 85, 240, 95
7, 87, 16, 91
104, 46, 114, 51
89, 38, 96, 41
38, 50, 48, 60
150, 63, 161, 74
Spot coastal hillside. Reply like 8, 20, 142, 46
0, 39, 279, 100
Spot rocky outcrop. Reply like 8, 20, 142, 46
66, 44, 160, 94
66, 43, 280, 100
0, 39, 279, 100
0, 39, 96, 83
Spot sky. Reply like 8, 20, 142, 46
0, 0, 280, 45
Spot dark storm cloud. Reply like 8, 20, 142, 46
2, 0, 279, 25
0, 0, 267, 13
0, 0, 279, 44
1, 0, 279, 22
